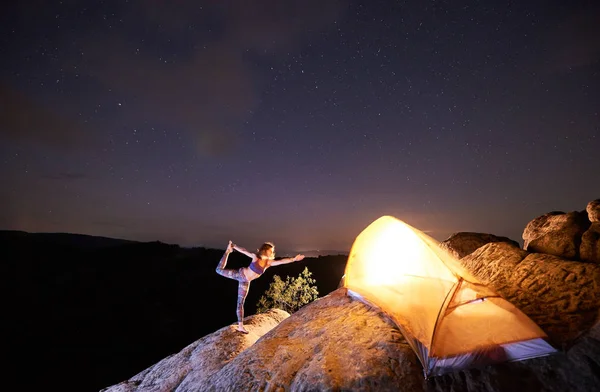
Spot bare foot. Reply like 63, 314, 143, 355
237, 325, 249, 334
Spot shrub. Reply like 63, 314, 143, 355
256, 267, 319, 314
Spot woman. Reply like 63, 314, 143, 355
216, 241, 305, 333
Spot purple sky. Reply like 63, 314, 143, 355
1, 0, 599, 252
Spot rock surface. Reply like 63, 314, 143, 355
522, 211, 590, 259
440, 232, 520, 259
102, 282, 600, 392
587, 199, 600, 222
199, 289, 424, 392
580, 222, 600, 264
460, 242, 600, 347
100, 309, 289, 392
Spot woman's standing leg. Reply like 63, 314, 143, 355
215, 241, 251, 333
236, 280, 250, 333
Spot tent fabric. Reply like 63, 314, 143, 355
343, 215, 557, 377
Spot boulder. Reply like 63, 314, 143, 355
100, 309, 289, 392
460, 242, 600, 347
522, 211, 590, 259
580, 222, 600, 264
100, 282, 600, 392
199, 289, 425, 391
587, 199, 600, 222
440, 232, 520, 259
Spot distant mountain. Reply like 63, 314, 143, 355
294, 249, 349, 258
0, 230, 349, 257
275, 249, 349, 258
0, 230, 138, 250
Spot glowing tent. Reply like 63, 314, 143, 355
343, 216, 556, 378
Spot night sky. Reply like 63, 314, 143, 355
1, 1, 599, 253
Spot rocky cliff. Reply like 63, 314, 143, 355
101, 199, 600, 392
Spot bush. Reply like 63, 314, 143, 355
256, 267, 319, 314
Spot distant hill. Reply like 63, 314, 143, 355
0, 230, 138, 250
280, 249, 349, 258
0, 230, 349, 257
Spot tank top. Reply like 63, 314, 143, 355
249, 260, 267, 275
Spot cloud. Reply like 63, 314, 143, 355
0, 82, 96, 150
76, 0, 345, 156
3, 0, 345, 154
80, 43, 257, 156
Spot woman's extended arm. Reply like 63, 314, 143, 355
233, 244, 256, 259
271, 254, 305, 266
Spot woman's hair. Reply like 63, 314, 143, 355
257, 242, 275, 257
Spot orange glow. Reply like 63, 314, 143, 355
343, 215, 555, 376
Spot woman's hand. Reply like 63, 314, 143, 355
293, 254, 305, 262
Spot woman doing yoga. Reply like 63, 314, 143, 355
216, 241, 305, 333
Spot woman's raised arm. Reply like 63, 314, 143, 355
271, 254, 305, 266
233, 244, 256, 259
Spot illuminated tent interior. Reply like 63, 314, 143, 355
343, 215, 557, 378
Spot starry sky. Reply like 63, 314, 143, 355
1, 0, 599, 253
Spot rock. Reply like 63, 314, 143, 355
100, 283, 600, 392
198, 289, 425, 391
460, 242, 600, 347
440, 232, 520, 259
587, 199, 600, 222
580, 222, 600, 264
100, 309, 289, 392
522, 211, 591, 259
458, 242, 529, 288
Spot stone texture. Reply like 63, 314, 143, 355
587, 199, 600, 222
440, 232, 520, 259
460, 242, 600, 347
580, 222, 600, 264
522, 211, 590, 259
100, 277, 600, 392
100, 309, 289, 392
198, 289, 425, 391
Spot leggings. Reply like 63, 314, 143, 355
216, 251, 250, 323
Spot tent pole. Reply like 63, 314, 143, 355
428, 277, 462, 373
